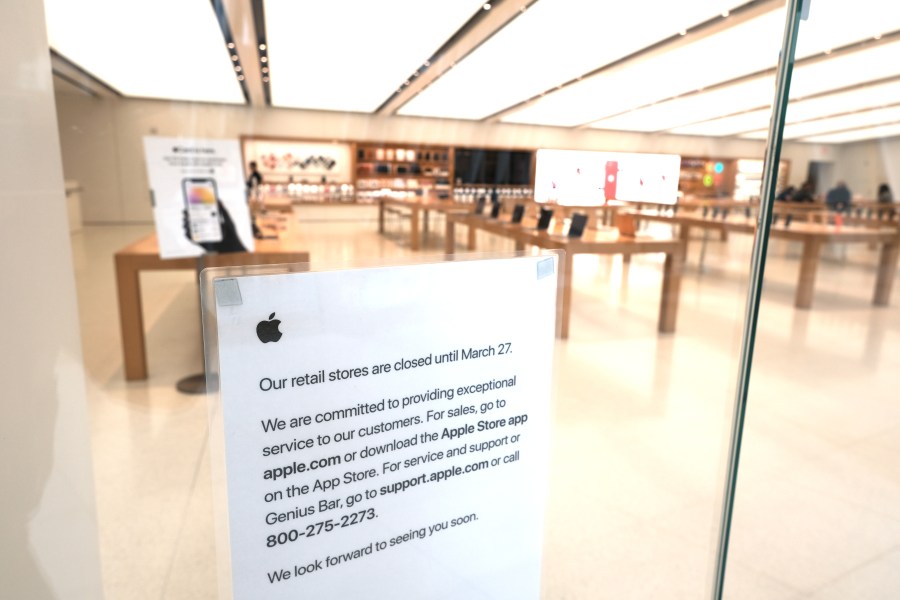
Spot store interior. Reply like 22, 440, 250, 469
4, 0, 900, 598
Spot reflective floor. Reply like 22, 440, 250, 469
69, 206, 900, 599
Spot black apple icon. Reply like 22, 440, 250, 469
256, 312, 283, 343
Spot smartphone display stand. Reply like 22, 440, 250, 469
475, 196, 487, 215
490, 202, 502, 219
536, 207, 553, 231
511, 204, 525, 224
568, 213, 588, 238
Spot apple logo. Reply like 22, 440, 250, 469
256, 312, 283, 343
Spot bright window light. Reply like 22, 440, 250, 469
398, 0, 744, 120
802, 122, 900, 143
781, 105, 900, 139
44, 0, 245, 104
265, 0, 484, 113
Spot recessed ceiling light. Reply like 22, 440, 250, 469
227, 42, 235, 49
722, 10, 730, 17
262, 67, 268, 73
679, 29, 687, 36
259, 43, 266, 50
231, 55, 238, 61
235, 66, 241, 72
261, 56, 267, 63
483, 3, 491, 10
237, 75, 244, 81
263, 77, 269, 83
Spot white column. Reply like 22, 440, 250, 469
0, 1, 103, 597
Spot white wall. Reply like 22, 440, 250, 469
832, 138, 900, 199
54, 91, 837, 223
0, 1, 103, 598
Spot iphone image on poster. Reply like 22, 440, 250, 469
183, 178, 223, 243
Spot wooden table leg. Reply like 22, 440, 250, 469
795, 238, 822, 308
467, 224, 477, 250
515, 240, 525, 252
659, 246, 685, 333
678, 224, 692, 263
874, 240, 900, 306
423, 209, 429, 237
410, 207, 420, 251
378, 199, 385, 234
559, 252, 574, 339
115, 254, 148, 381
445, 219, 456, 255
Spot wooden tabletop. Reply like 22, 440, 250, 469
116, 233, 310, 266
633, 211, 900, 243
449, 213, 682, 253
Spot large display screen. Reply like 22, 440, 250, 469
534, 149, 681, 205
454, 148, 532, 185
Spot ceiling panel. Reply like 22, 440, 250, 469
506, 0, 900, 129
670, 78, 900, 136
397, 0, 744, 121
589, 37, 900, 135
265, 0, 484, 113
588, 79, 775, 134
802, 122, 900, 143
779, 105, 900, 138
44, 0, 245, 104
501, 8, 786, 127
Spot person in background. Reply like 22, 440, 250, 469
877, 183, 894, 203
246, 161, 263, 192
792, 180, 816, 203
825, 181, 852, 212
776, 185, 796, 201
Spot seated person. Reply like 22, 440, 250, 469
776, 185, 796, 201
792, 181, 816, 203
825, 182, 852, 212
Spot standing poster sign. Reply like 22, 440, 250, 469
143, 136, 255, 259
203, 255, 559, 599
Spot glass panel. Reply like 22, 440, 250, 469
725, 1, 900, 598
1, 1, 819, 598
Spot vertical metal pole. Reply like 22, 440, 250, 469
712, 1, 804, 598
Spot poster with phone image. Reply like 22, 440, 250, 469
184, 178, 223, 243
144, 136, 255, 259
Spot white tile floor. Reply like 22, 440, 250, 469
69, 206, 900, 599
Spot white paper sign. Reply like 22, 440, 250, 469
143, 136, 255, 259
210, 256, 557, 599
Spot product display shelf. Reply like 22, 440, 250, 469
355, 142, 452, 202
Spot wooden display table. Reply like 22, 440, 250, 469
377, 197, 476, 250
445, 214, 686, 338
633, 211, 900, 309
115, 234, 311, 381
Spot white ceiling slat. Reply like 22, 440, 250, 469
802, 122, 900, 143
398, 0, 745, 121
44, 0, 245, 104
265, 0, 485, 113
